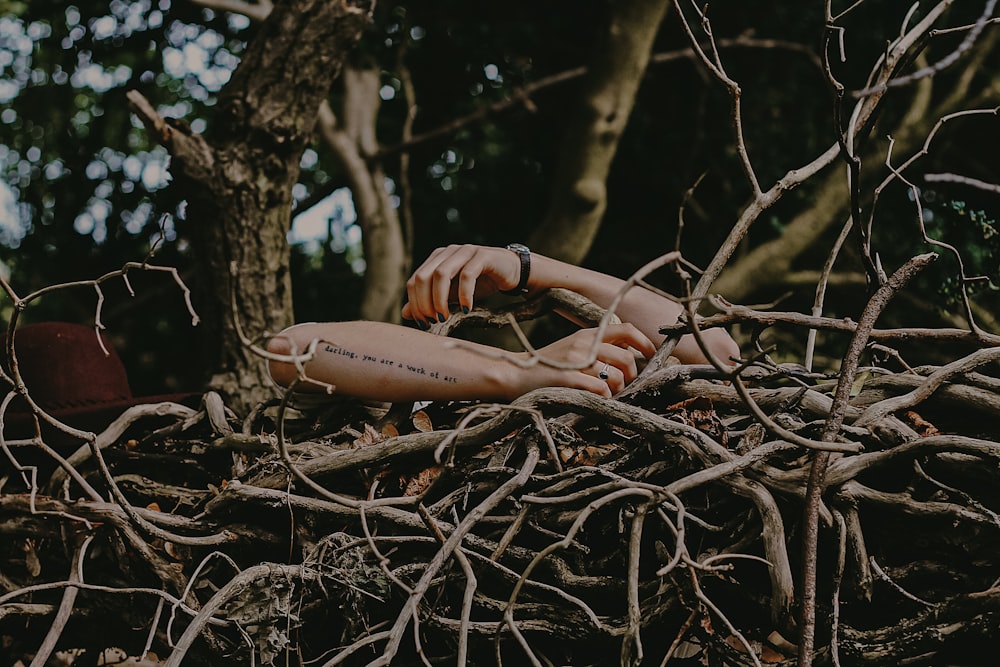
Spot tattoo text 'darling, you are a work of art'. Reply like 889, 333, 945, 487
324, 344, 458, 383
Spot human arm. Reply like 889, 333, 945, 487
266, 320, 656, 402
401, 244, 740, 365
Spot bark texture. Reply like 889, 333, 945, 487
135, 0, 373, 413
3, 292, 1000, 667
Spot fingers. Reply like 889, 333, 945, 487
522, 323, 656, 398
579, 374, 614, 398
578, 324, 655, 394
534, 325, 652, 397
404, 246, 454, 326
599, 322, 657, 359
592, 358, 626, 393
455, 253, 489, 315
592, 343, 638, 392
403, 245, 519, 325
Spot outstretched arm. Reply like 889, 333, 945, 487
402, 244, 740, 365
266, 320, 655, 402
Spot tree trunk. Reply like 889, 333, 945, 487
528, 0, 671, 265
318, 66, 408, 324
166, 0, 372, 413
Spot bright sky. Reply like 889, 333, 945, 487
290, 187, 358, 247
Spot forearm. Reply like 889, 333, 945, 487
528, 254, 740, 365
528, 255, 678, 342
400, 243, 739, 367
267, 321, 522, 402
267, 319, 657, 402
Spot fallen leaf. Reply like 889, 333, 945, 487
761, 644, 785, 663
736, 422, 766, 454
353, 423, 385, 447
471, 443, 496, 459
23, 539, 41, 578
412, 410, 434, 432
850, 370, 872, 397
402, 465, 443, 496
667, 396, 728, 446
724, 634, 762, 656
700, 614, 714, 634
572, 443, 617, 467
905, 410, 940, 437
673, 638, 702, 659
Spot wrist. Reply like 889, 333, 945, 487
502, 243, 531, 295
523, 253, 574, 296
492, 352, 533, 401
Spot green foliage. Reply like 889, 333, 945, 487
926, 198, 1000, 306
0, 0, 239, 324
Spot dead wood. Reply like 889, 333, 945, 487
3, 295, 1000, 667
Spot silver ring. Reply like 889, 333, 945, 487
598, 362, 610, 380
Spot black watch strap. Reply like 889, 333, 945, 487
502, 243, 531, 295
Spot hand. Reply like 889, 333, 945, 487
402, 245, 522, 324
518, 323, 656, 398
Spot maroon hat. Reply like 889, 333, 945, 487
2, 321, 200, 440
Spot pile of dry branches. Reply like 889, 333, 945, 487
2, 1, 998, 664
3, 282, 1000, 667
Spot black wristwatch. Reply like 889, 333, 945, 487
502, 243, 531, 295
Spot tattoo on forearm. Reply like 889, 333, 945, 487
324, 345, 459, 383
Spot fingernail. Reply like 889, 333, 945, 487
461, 305, 470, 314
416, 320, 427, 330
437, 312, 446, 323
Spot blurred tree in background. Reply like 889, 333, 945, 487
1, 0, 997, 408
2, 3, 1000, 665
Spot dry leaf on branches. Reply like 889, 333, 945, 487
353, 423, 385, 447
666, 396, 728, 446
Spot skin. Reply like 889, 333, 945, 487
267, 245, 740, 402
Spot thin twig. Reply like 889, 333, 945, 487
799, 253, 936, 666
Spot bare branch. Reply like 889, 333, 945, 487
924, 172, 1000, 193
853, 0, 999, 97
